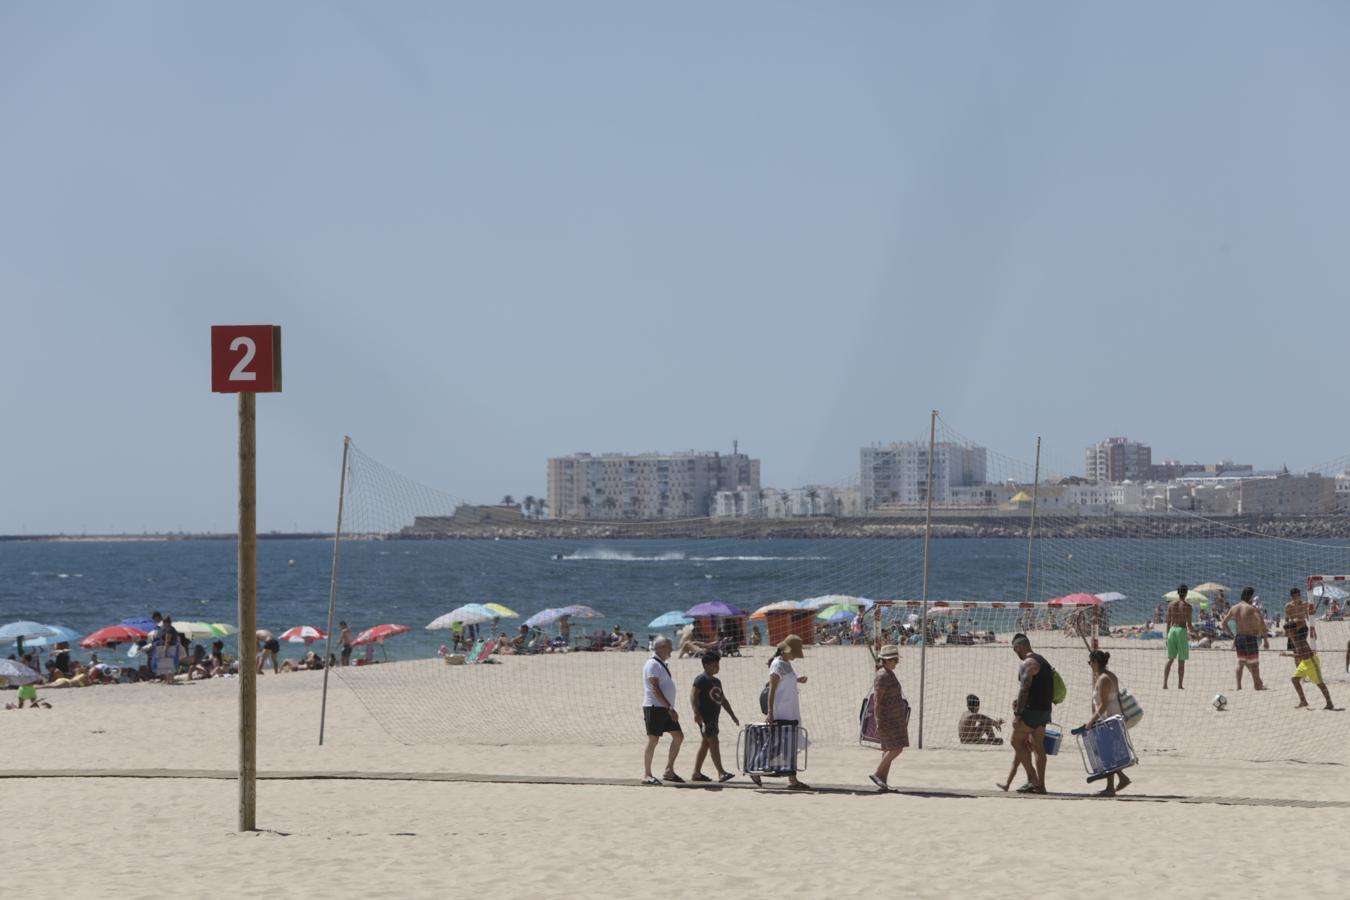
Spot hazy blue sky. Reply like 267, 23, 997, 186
4, 2, 1349, 533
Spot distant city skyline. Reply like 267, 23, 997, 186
5, 3, 1350, 534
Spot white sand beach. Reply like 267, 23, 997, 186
5, 632, 1348, 899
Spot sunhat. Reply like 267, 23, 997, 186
878, 644, 900, 660
777, 634, 805, 659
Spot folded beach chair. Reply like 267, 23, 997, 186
467, 639, 496, 664
462, 639, 484, 662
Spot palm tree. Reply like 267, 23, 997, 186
523, 495, 536, 517
580, 495, 592, 519
806, 488, 820, 516
756, 489, 767, 518
603, 496, 619, 517
538, 498, 549, 519
501, 494, 515, 508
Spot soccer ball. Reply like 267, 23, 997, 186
1212, 693, 1228, 711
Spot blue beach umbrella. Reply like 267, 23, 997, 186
121, 617, 158, 633
24, 624, 84, 650
648, 611, 694, 628
525, 608, 564, 628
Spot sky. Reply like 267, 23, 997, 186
3, 1, 1350, 534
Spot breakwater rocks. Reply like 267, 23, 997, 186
395, 515, 1350, 541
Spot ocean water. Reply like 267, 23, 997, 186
4, 536, 1349, 660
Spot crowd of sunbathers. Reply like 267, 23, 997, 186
489, 622, 641, 655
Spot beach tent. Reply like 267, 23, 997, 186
684, 601, 747, 644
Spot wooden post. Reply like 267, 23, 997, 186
238, 391, 257, 832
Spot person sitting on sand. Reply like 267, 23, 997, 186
1280, 620, 1336, 710
510, 625, 530, 652
958, 694, 1004, 744
678, 638, 714, 659
750, 626, 763, 646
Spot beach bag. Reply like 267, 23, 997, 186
759, 683, 770, 715
1117, 686, 1143, 729
1051, 668, 1067, 705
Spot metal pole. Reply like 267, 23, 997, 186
1023, 436, 1041, 603
917, 409, 937, 749
319, 436, 352, 746
237, 392, 257, 832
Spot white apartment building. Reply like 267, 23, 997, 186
547, 450, 760, 520
1085, 437, 1152, 483
860, 442, 987, 508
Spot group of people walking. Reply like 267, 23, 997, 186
640, 632, 911, 793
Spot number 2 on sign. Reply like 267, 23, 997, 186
229, 337, 258, 382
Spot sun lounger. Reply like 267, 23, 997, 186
467, 639, 496, 664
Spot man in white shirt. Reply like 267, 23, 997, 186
642, 636, 684, 785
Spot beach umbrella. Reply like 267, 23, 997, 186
1094, 592, 1127, 603
1048, 593, 1104, 607
0, 622, 58, 645
23, 624, 84, 650
524, 608, 566, 628
749, 601, 803, 620
684, 600, 746, 618
173, 621, 223, 640
121, 616, 158, 633
0, 658, 41, 685
211, 623, 239, 636
427, 605, 496, 629
817, 603, 865, 621
280, 626, 327, 644
556, 604, 603, 619
801, 595, 873, 611
1164, 588, 1209, 610
352, 624, 410, 646
1193, 583, 1231, 595
1311, 583, 1348, 601
483, 603, 518, 618
649, 610, 695, 628
80, 625, 148, 649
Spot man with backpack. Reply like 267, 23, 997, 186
1009, 633, 1057, 795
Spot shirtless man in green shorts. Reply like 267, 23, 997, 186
1164, 583, 1196, 690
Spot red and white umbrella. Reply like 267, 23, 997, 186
352, 624, 410, 646
80, 625, 148, 649
280, 625, 327, 645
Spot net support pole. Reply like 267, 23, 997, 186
237, 392, 258, 832
917, 409, 937, 749
318, 436, 352, 746
1023, 436, 1041, 603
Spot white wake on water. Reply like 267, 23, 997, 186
557, 549, 826, 562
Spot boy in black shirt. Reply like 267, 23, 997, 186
690, 651, 739, 783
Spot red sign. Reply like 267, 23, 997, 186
211, 325, 282, 393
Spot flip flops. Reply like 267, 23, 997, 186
642, 776, 661, 785
662, 772, 685, 783
1014, 782, 1039, 794
718, 772, 735, 783
690, 774, 713, 783
868, 774, 889, 792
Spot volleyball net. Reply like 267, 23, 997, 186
321, 418, 1350, 764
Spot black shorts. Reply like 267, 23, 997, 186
644, 706, 682, 736
699, 717, 720, 739
264, 639, 281, 653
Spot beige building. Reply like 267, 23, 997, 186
548, 450, 760, 520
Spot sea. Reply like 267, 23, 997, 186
6, 536, 1349, 660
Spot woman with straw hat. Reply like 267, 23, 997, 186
869, 644, 909, 791
759, 634, 810, 790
